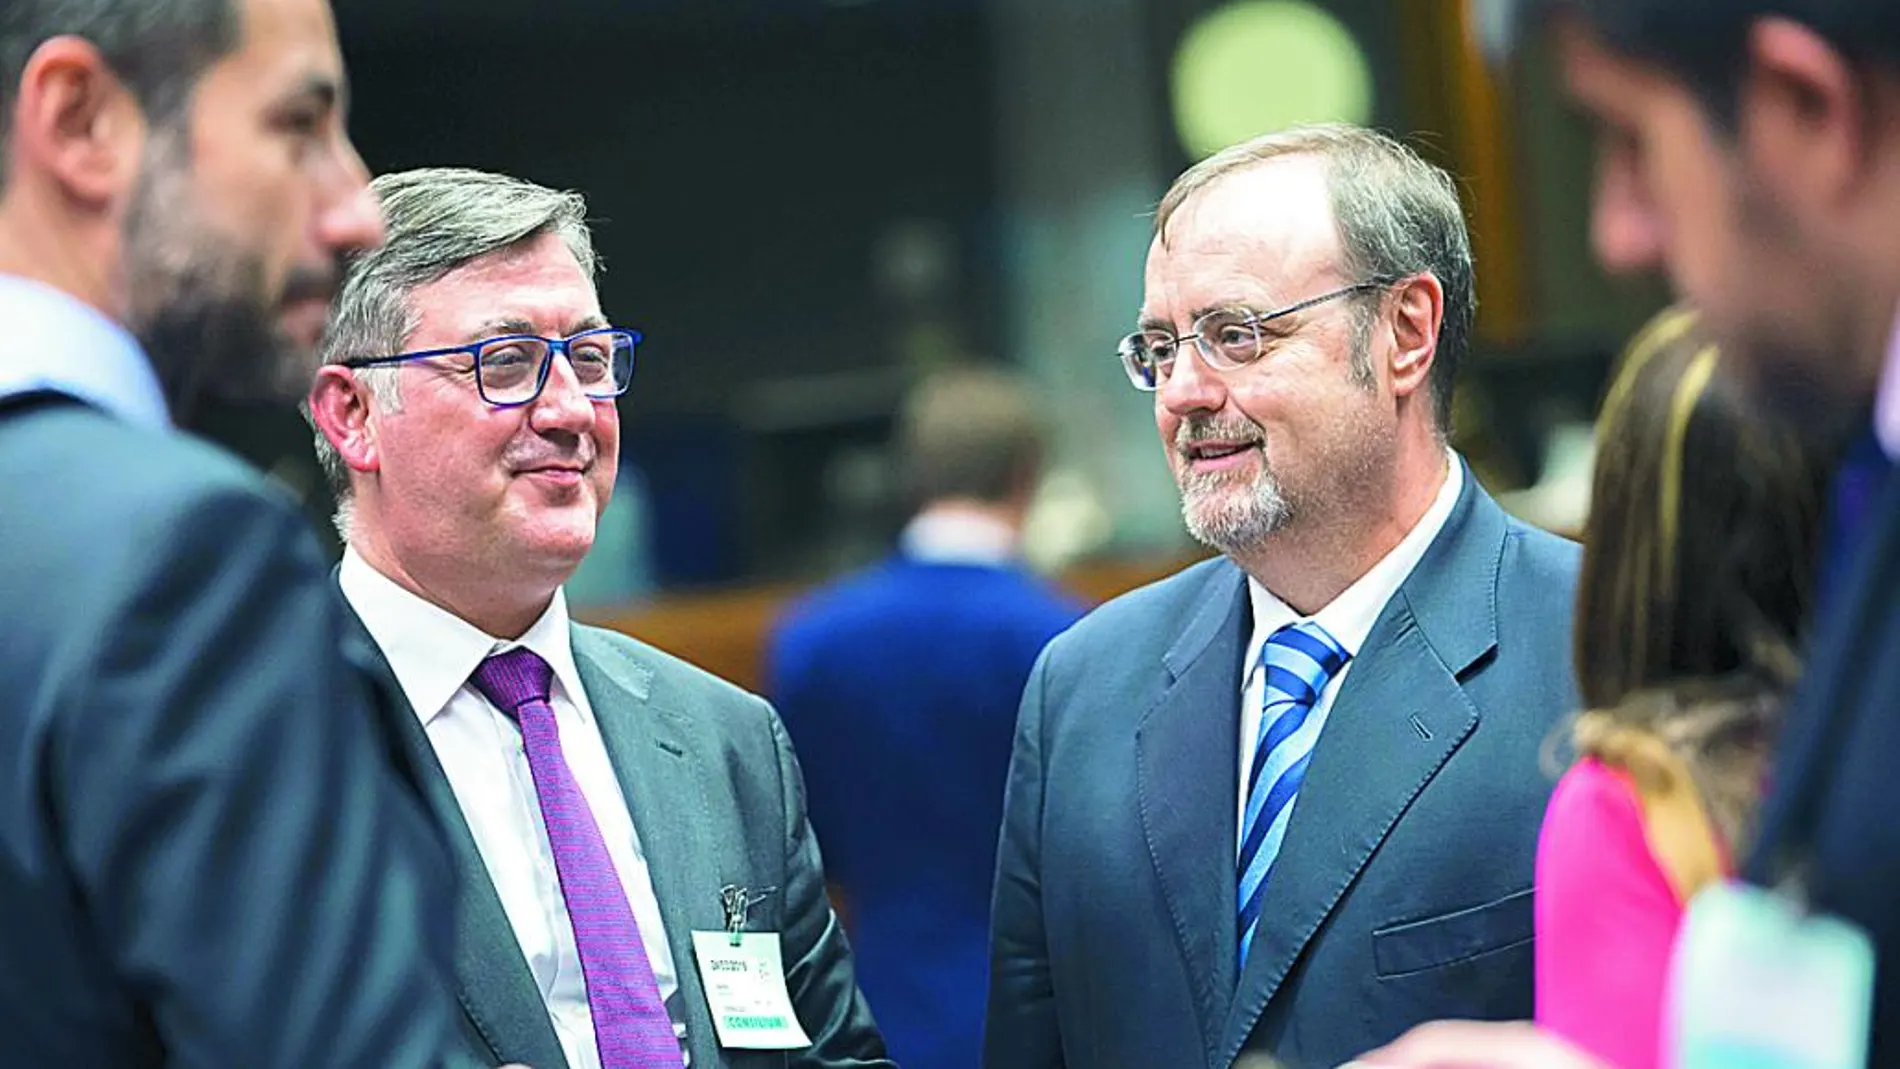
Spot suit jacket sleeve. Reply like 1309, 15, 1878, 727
48, 483, 460, 1069
983, 647, 1064, 1069
767, 699, 896, 1068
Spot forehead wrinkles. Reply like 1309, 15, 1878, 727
408, 240, 600, 341
1142, 230, 1339, 331
1147, 170, 1343, 320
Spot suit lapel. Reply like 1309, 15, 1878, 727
1136, 562, 1248, 1068
570, 627, 730, 1069
335, 596, 571, 1069
1217, 471, 1506, 1066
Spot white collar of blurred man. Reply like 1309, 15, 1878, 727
0, 0, 382, 421
1878, 316, 1900, 458
900, 500, 1024, 567
307, 229, 620, 642
1533, 2, 1900, 448
1140, 142, 1457, 616
0, 273, 167, 426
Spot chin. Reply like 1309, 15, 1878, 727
514, 523, 596, 568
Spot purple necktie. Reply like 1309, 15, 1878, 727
471, 647, 684, 1068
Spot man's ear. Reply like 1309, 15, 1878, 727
10, 36, 146, 209
308, 366, 382, 478
1737, 17, 1872, 212
1385, 272, 1443, 401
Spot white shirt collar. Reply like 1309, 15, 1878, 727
339, 546, 589, 727
899, 506, 1020, 566
0, 273, 168, 429
1875, 302, 1900, 460
1244, 452, 1464, 668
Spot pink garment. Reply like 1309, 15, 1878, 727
1534, 758, 1685, 1069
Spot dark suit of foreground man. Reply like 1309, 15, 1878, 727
307, 167, 893, 1069
0, 0, 467, 1063
983, 124, 1580, 1069
0, 1, 464, 1066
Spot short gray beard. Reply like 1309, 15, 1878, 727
1173, 415, 1291, 554
1180, 465, 1290, 554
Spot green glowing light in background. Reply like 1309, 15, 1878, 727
1172, 0, 1375, 160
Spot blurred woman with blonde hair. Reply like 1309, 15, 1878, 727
1533, 306, 1831, 1068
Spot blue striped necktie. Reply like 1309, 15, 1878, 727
1237, 620, 1350, 968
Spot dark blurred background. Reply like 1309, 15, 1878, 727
194, 0, 1665, 686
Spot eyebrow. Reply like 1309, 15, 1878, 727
462, 314, 612, 343
280, 72, 341, 114
1138, 302, 1274, 334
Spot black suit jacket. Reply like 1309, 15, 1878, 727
1748, 457, 1900, 1064
0, 394, 462, 1067
339, 594, 894, 1069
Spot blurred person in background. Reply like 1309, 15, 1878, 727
307, 166, 893, 1069
770, 365, 1083, 1069
0, 0, 466, 1065
1533, 307, 1828, 1069
1367, 0, 1900, 1063
983, 123, 1581, 1069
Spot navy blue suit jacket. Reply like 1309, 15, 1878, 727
772, 556, 1082, 1069
0, 394, 460, 1067
1748, 447, 1900, 1064
985, 467, 1580, 1069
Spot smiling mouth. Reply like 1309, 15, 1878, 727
1183, 441, 1261, 462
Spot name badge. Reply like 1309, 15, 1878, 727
1668, 879, 1874, 1069
690, 931, 812, 1050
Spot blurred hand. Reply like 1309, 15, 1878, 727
1347, 1020, 1610, 1069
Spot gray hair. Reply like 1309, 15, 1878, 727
1154, 123, 1475, 434
0, 0, 237, 188
310, 167, 599, 536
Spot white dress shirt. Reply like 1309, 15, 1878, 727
1874, 304, 1900, 461
0, 272, 169, 427
339, 549, 689, 1068
1236, 455, 1465, 837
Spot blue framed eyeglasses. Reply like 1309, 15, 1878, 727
341, 326, 642, 408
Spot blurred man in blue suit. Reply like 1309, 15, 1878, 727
984, 125, 1581, 1069
772, 366, 1083, 1069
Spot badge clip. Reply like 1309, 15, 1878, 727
720, 884, 777, 946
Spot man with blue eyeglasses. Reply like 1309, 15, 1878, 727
983, 123, 1581, 1069
306, 166, 892, 1069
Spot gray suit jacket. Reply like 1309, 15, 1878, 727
984, 467, 1580, 1069
340, 604, 893, 1069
